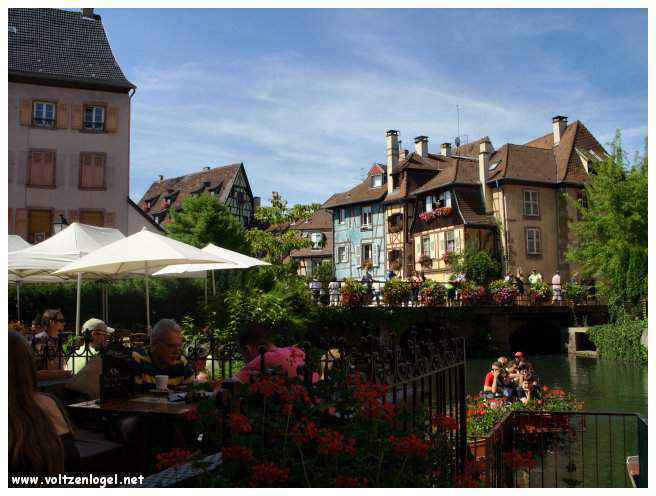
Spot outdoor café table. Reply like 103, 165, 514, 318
68, 396, 198, 474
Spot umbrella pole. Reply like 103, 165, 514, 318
145, 262, 151, 332
204, 272, 208, 305
75, 272, 82, 335
16, 281, 21, 324
212, 270, 216, 297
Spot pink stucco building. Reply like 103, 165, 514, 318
8, 8, 158, 240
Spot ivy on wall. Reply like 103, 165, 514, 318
589, 314, 647, 363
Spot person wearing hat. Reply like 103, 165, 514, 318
65, 318, 114, 373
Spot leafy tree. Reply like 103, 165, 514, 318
449, 247, 501, 285
313, 261, 334, 285
567, 132, 647, 313
167, 193, 250, 252
246, 228, 311, 264
254, 191, 321, 226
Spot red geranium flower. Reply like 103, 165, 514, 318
221, 445, 254, 462
432, 414, 458, 431
291, 419, 319, 445
316, 428, 356, 456
228, 412, 252, 434
389, 434, 429, 458
154, 448, 194, 471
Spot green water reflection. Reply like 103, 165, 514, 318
466, 354, 648, 417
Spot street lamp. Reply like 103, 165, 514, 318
53, 214, 69, 234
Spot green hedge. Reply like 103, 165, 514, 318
589, 316, 647, 363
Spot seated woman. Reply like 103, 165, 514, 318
234, 324, 319, 383
32, 309, 72, 380
9, 331, 80, 474
517, 378, 535, 405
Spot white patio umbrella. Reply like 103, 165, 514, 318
53, 229, 234, 330
152, 243, 270, 300
9, 235, 31, 252
9, 223, 125, 327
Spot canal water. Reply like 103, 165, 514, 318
466, 354, 648, 417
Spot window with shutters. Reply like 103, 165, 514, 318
523, 190, 540, 217
526, 227, 542, 255
28, 209, 52, 243
84, 105, 105, 131
79, 210, 104, 227
27, 150, 56, 188
425, 195, 436, 212
437, 190, 452, 208
79, 153, 106, 190
32, 101, 56, 128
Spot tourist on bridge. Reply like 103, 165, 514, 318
528, 268, 543, 286
552, 270, 562, 303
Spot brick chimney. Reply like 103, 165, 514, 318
202, 166, 211, 171
478, 139, 493, 212
552, 115, 568, 146
440, 142, 452, 157
386, 130, 399, 195
158, 174, 164, 181
82, 8, 94, 18
414, 136, 429, 158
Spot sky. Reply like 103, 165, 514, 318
95, 8, 648, 206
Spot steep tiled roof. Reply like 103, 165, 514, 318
392, 151, 445, 174
290, 209, 333, 231
453, 136, 492, 158
410, 157, 480, 196
126, 197, 165, 233
322, 179, 387, 209
453, 187, 496, 226
138, 164, 242, 222
8, 8, 135, 91
487, 144, 558, 183
524, 120, 606, 183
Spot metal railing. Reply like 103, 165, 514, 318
480, 411, 648, 488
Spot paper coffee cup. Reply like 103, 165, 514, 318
155, 375, 169, 391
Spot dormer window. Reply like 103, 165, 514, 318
310, 232, 324, 249
371, 174, 383, 188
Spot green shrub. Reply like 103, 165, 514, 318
340, 278, 369, 308
418, 280, 447, 307
563, 282, 587, 304
449, 248, 501, 285
589, 314, 647, 363
313, 262, 334, 286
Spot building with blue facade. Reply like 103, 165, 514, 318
323, 164, 387, 281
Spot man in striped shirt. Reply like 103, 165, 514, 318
130, 319, 193, 391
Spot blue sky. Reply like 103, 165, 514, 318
97, 8, 648, 206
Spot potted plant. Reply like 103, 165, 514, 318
459, 282, 486, 305
419, 280, 447, 307
382, 279, 411, 306
528, 281, 552, 304
488, 279, 518, 306
340, 278, 369, 308
562, 282, 586, 305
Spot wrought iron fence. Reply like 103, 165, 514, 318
481, 411, 648, 488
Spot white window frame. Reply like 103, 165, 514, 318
338, 208, 346, 224
421, 235, 431, 257
445, 230, 455, 252
438, 190, 452, 208
33, 101, 56, 128
523, 190, 540, 217
362, 243, 373, 263
425, 195, 435, 212
526, 227, 542, 255
337, 246, 347, 263
361, 206, 372, 227
84, 105, 106, 131
372, 174, 383, 188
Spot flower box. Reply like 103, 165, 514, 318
418, 207, 453, 223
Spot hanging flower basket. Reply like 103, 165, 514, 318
418, 207, 453, 223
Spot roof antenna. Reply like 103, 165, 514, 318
454, 105, 461, 148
